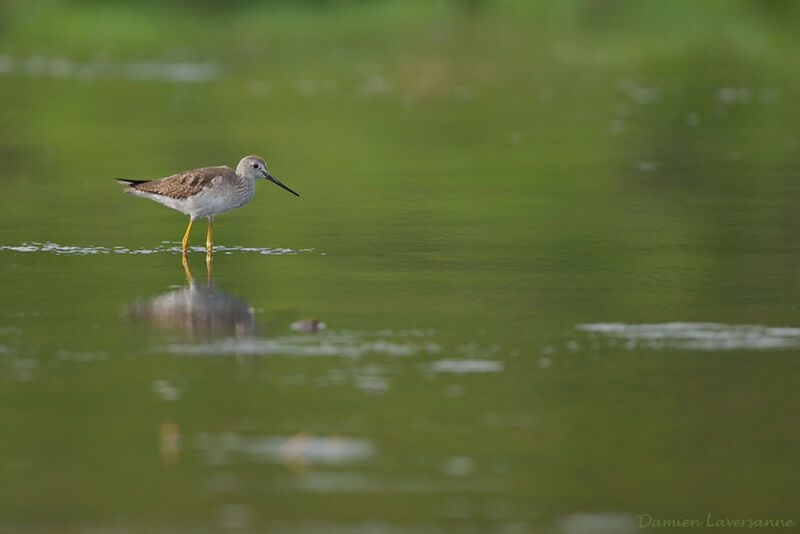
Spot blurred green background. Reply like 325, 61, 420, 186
1, 1, 800, 532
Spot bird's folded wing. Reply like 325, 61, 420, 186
132, 166, 235, 199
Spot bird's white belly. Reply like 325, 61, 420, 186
145, 184, 254, 218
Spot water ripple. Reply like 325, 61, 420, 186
577, 322, 800, 351
420, 359, 504, 374
194, 432, 376, 466
0, 242, 317, 256
0, 54, 221, 82
159, 333, 440, 358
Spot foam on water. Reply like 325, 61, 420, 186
270, 471, 511, 496
0, 242, 317, 256
0, 54, 221, 82
559, 512, 638, 534
421, 358, 505, 374
193, 432, 375, 465
576, 322, 800, 351
159, 331, 440, 358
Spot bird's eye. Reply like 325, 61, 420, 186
252, 163, 259, 169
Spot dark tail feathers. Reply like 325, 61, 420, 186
116, 178, 149, 187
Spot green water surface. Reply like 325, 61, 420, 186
1, 2, 799, 532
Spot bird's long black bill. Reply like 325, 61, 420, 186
267, 173, 300, 197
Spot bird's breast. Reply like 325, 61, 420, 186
171, 180, 254, 217
234, 180, 255, 207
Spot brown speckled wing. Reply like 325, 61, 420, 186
130, 166, 235, 199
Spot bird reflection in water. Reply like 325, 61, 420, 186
160, 418, 181, 465
127, 257, 337, 471
124, 253, 254, 338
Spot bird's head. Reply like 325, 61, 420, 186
237, 155, 300, 197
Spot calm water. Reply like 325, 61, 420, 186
1, 2, 800, 532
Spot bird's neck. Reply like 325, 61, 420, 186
234, 172, 255, 186
234, 173, 256, 202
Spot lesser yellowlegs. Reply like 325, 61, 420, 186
117, 155, 299, 253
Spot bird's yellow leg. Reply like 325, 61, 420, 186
181, 218, 194, 252
181, 252, 192, 284
206, 251, 213, 283
206, 217, 214, 254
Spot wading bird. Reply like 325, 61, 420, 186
117, 155, 299, 253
